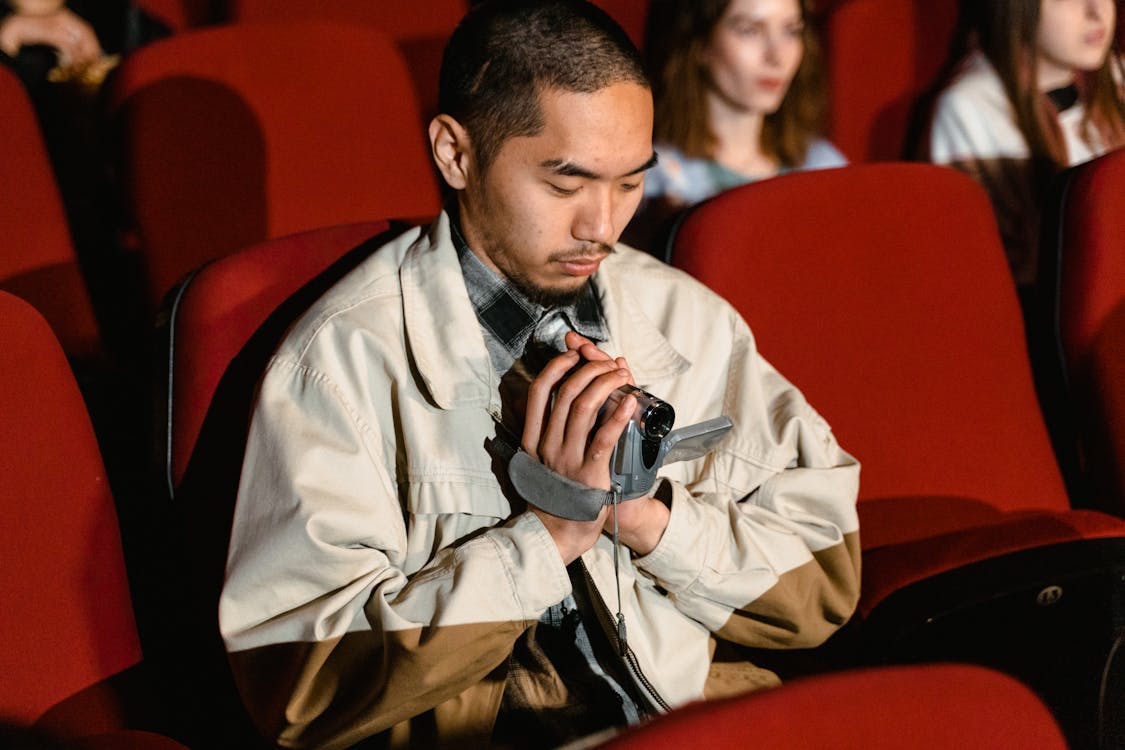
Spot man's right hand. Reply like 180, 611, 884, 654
521, 345, 636, 564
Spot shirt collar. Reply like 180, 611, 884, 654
450, 210, 607, 370
1047, 83, 1080, 113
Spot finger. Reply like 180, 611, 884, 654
75, 33, 100, 63
537, 359, 621, 465
564, 331, 595, 352
614, 356, 637, 387
586, 392, 634, 467
559, 365, 631, 461
576, 340, 615, 363
522, 349, 580, 456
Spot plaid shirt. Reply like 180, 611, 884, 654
452, 215, 646, 747
451, 216, 607, 378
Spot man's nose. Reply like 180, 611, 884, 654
572, 188, 616, 246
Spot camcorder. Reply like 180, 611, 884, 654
601, 385, 732, 500
503, 346, 733, 521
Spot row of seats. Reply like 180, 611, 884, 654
0, 0, 1019, 362
8, 10, 1124, 490
0, 1, 1107, 348
3, 162, 1113, 747
0, 276, 1077, 750
120, 0, 964, 162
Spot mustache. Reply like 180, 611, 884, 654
548, 243, 616, 263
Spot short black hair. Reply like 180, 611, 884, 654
439, 0, 649, 173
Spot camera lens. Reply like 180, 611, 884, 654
639, 400, 675, 440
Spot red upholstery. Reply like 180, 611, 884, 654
674, 164, 1066, 522
1086, 301, 1125, 508
822, 0, 959, 161
0, 293, 187, 748
223, 0, 467, 119
1057, 148, 1125, 374
669, 163, 1125, 615
599, 663, 1067, 749
0, 66, 101, 359
165, 221, 392, 491
111, 22, 441, 309
226, 0, 466, 38
1050, 148, 1125, 513
589, 0, 649, 48
133, 0, 212, 29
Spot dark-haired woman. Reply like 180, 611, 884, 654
626, 0, 844, 254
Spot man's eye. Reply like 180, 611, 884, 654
548, 183, 579, 196
621, 181, 641, 192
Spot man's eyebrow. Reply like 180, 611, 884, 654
540, 152, 659, 180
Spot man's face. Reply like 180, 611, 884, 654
458, 82, 655, 305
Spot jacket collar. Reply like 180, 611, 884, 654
400, 211, 690, 410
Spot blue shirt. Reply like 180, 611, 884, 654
644, 139, 847, 205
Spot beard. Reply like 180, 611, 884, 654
504, 264, 588, 307
482, 230, 615, 307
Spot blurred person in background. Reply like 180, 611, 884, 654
625, 0, 845, 256
924, 0, 1125, 294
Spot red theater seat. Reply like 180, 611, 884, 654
0, 66, 102, 360
223, 0, 467, 119
0, 292, 186, 749
590, 0, 650, 48
670, 163, 1125, 746
162, 220, 396, 494
149, 222, 407, 746
111, 22, 441, 310
1051, 148, 1125, 513
599, 664, 1067, 749
822, 0, 960, 161
133, 0, 213, 30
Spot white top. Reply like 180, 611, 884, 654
928, 51, 1110, 285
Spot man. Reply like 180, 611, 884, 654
219, 2, 861, 749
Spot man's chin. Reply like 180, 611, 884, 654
515, 277, 588, 307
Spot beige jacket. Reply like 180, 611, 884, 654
219, 212, 861, 750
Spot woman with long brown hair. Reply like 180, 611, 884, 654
926, 0, 1125, 289
625, 0, 843, 254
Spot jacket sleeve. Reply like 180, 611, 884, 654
633, 316, 862, 650
218, 357, 570, 750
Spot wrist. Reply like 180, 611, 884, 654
617, 496, 670, 556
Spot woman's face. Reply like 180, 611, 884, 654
703, 0, 805, 116
1037, 0, 1116, 87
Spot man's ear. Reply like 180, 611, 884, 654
429, 114, 473, 191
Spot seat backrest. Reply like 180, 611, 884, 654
822, 0, 960, 161
589, 0, 649, 48
598, 663, 1068, 749
0, 292, 141, 731
671, 163, 1070, 548
223, 0, 467, 119
111, 22, 441, 309
164, 221, 397, 495
1054, 148, 1125, 375
1044, 149, 1125, 512
133, 0, 213, 30
0, 66, 101, 359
